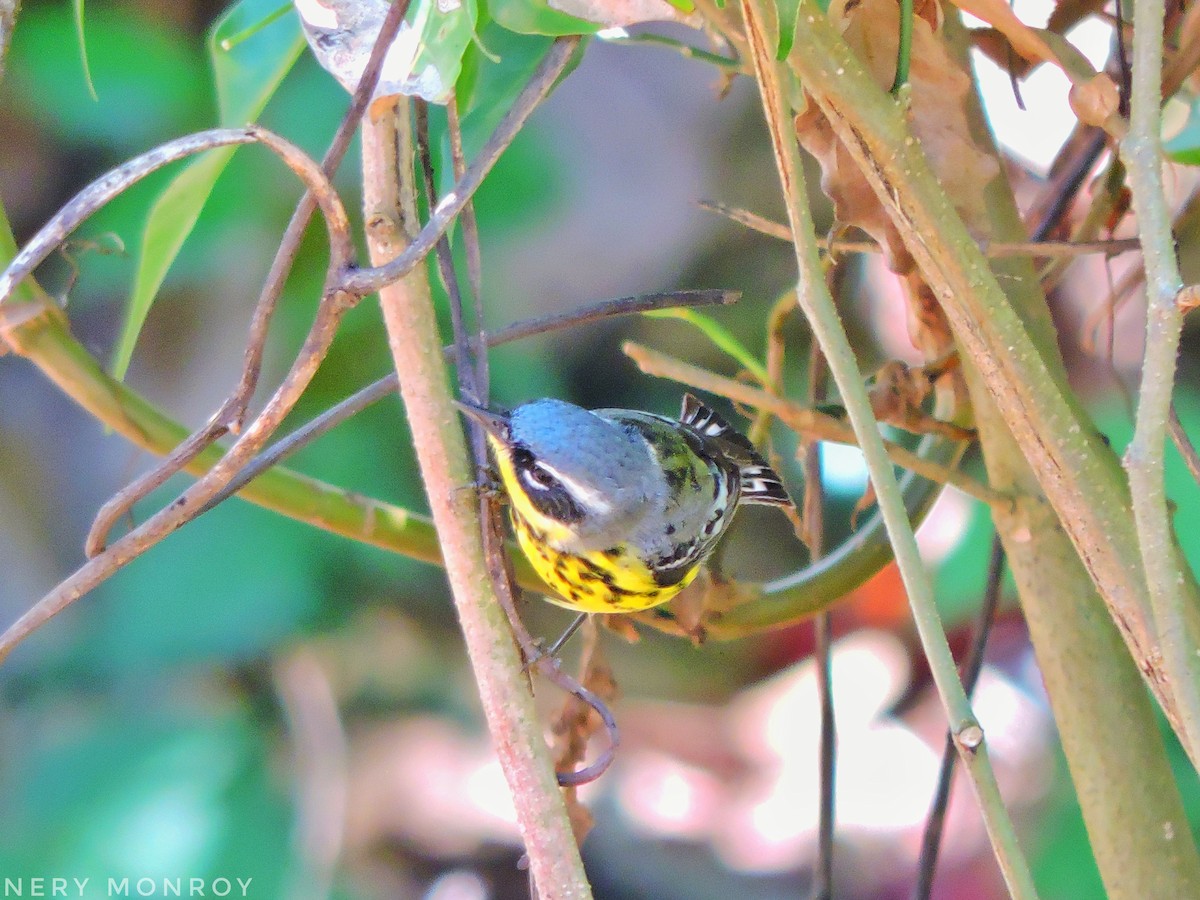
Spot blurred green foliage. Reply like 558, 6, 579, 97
2, 698, 291, 895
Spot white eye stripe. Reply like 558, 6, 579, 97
529, 459, 613, 514
520, 462, 558, 491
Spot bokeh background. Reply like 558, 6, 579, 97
3, 0, 1200, 897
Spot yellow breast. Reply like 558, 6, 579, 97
511, 514, 698, 613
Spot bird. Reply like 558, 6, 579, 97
456, 394, 791, 614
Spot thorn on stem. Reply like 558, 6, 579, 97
954, 723, 985, 753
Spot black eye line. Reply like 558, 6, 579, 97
509, 444, 585, 523
511, 445, 557, 491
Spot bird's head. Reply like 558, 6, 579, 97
457, 398, 654, 545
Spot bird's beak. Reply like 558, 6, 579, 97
454, 400, 512, 444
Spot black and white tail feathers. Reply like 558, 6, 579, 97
679, 394, 792, 506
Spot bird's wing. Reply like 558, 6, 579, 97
679, 394, 791, 506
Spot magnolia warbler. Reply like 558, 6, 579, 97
457, 394, 791, 613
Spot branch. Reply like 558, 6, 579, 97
206, 292, 738, 508
784, 0, 1200, 758
1118, 0, 1200, 763
805, 343, 836, 900
739, 0, 1036, 893
0, 127, 354, 306
339, 39, 580, 297
914, 534, 1004, 898
698, 199, 1144, 257
362, 83, 591, 896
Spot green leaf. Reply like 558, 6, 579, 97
454, 24, 557, 155
208, 0, 305, 126
642, 309, 770, 383
112, 0, 305, 380
71, 0, 99, 100
397, 0, 480, 102
776, 0, 800, 58
490, 0, 601, 37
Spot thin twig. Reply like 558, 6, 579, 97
1169, 403, 1200, 490
440, 94, 527, 683
914, 533, 1005, 900
0, 127, 355, 664
748, 292, 794, 446
1119, 0, 1200, 765
203, 291, 739, 516
536, 654, 620, 786
1029, 131, 1109, 242
340, 38, 581, 297
624, 342, 1006, 506
447, 92, 488, 398
83, 0, 417, 557
806, 344, 835, 900
1114, 0, 1132, 117
698, 200, 1143, 258
416, 94, 620, 779
0, 129, 349, 304
741, 0, 1036, 892
415, 99, 477, 403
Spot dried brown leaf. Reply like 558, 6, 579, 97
1047, 0, 1108, 35
600, 613, 642, 643
549, 623, 619, 842
794, 0, 1000, 273
868, 358, 977, 439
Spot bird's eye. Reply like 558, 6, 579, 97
523, 463, 557, 491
